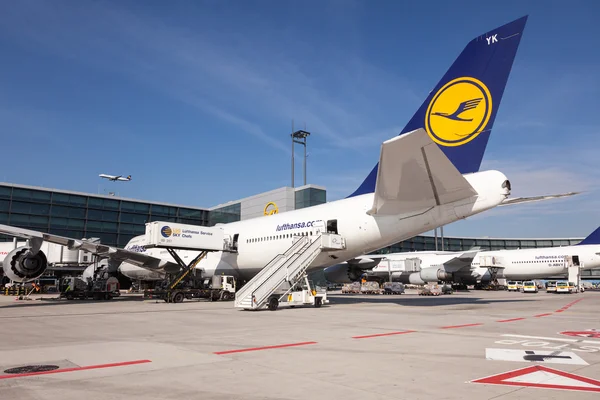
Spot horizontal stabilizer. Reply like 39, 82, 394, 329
368, 128, 477, 216
499, 192, 580, 207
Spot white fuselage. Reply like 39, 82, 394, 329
366, 245, 600, 284
119, 170, 509, 282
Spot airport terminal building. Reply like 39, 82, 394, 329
0, 182, 327, 248
0, 181, 585, 252
2, 182, 599, 281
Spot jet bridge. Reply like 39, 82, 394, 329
234, 232, 346, 311
479, 255, 504, 284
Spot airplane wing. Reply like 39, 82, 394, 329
499, 192, 580, 206
441, 249, 480, 272
0, 224, 179, 273
367, 128, 478, 216
344, 255, 387, 269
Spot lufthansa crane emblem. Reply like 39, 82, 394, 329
264, 202, 278, 216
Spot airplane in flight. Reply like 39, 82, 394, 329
99, 174, 132, 182
323, 227, 600, 285
0, 16, 577, 287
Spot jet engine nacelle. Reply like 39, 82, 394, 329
3, 246, 48, 283
323, 264, 364, 283
420, 267, 453, 283
408, 273, 425, 285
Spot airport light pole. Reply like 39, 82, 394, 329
291, 129, 310, 187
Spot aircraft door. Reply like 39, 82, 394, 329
312, 220, 325, 234
326, 219, 338, 234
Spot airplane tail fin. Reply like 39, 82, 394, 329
576, 226, 600, 246
348, 16, 528, 198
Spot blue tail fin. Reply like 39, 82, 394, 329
577, 227, 600, 246
348, 16, 528, 198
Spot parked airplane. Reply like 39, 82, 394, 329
324, 227, 600, 285
0, 16, 576, 286
99, 174, 132, 182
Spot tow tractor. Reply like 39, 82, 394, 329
271, 275, 328, 310
59, 270, 120, 300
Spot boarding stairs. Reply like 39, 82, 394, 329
234, 232, 345, 310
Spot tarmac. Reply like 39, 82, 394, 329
0, 289, 598, 400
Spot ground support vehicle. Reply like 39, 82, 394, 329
418, 284, 442, 296
383, 282, 405, 295
522, 281, 538, 293
59, 275, 120, 300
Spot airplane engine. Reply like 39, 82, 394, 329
408, 273, 425, 285
419, 267, 453, 283
3, 246, 48, 283
323, 264, 364, 283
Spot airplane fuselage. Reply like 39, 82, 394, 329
364, 245, 600, 284
119, 170, 510, 281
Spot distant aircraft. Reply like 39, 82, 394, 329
99, 174, 132, 182
324, 226, 600, 285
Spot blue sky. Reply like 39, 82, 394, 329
1, 0, 599, 238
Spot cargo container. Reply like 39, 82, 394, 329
144, 221, 225, 251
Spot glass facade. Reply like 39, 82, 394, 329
295, 187, 326, 210
209, 203, 241, 225
0, 184, 209, 247
0, 184, 584, 253
371, 236, 583, 255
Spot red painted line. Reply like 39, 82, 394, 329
496, 317, 526, 323
555, 309, 565, 313
0, 359, 151, 380
352, 330, 416, 339
440, 323, 483, 329
561, 298, 584, 310
534, 313, 553, 318
214, 341, 317, 355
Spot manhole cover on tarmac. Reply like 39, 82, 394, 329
4, 365, 60, 374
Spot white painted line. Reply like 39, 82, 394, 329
486, 348, 588, 365
501, 334, 577, 343
501, 334, 600, 344
506, 370, 598, 388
